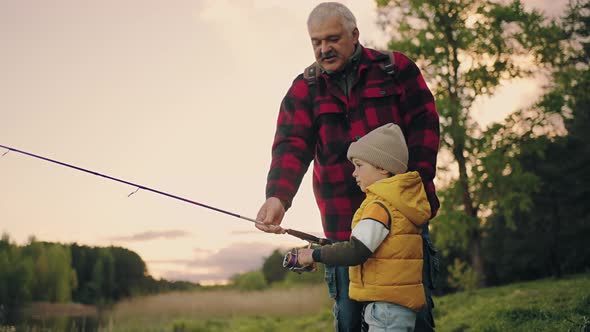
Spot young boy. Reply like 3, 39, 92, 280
296, 123, 431, 331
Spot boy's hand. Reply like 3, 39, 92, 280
283, 248, 316, 273
297, 248, 314, 266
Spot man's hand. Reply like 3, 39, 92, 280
255, 197, 286, 234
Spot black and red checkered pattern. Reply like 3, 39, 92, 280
266, 47, 440, 241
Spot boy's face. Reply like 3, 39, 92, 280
351, 158, 390, 192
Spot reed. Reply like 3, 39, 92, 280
108, 285, 330, 324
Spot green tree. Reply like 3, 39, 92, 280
46, 244, 75, 302
0, 234, 34, 323
483, 0, 590, 283
88, 248, 116, 303
376, 0, 562, 285
29, 241, 51, 300
261, 249, 288, 284
23, 241, 76, 302
230, 271, 267, 291
71, 243, 99, 303
71, 244, 149, 303
110, 246, 146, 298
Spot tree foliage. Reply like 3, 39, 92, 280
376, 0, 565, 285
0, 233, 34, 322
483, 0, 590, 285
230, 271, 267, 291
261, 249, 288, 284
0, 234, 197, 324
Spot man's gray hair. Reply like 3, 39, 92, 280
307, 2, 357, 33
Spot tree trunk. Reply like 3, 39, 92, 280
549, 192, 562, 278
469, 230, 485, 287
453, 142, 486, 286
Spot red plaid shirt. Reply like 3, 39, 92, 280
266, 47, 440, 241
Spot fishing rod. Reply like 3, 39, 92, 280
0, 144, 332, 246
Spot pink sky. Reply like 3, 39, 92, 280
0, 0, 567, 284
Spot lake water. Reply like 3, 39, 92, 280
1, 306, 104, 332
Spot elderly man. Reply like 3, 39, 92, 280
256, 2, 440, 331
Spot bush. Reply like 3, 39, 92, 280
279, 263, 325, 287
447, 258, 479, 292
230, 271, 267, 291
262, 249, 288, 285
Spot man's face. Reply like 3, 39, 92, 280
308, 15, 359, 73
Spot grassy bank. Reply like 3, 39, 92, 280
163, 274, 589, 332
433, 273, 590, 332
16, 273, 590, 331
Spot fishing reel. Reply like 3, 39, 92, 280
282, 247, 316, 273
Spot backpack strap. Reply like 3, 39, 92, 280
303, 62, 321, 86
378, 50, 396, 76
303, 63, 321, 106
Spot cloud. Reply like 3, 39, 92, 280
229, 230, 261, 235
109, 230, 191, 242
149, 242, 290, 283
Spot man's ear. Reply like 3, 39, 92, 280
352, 27, 359, 43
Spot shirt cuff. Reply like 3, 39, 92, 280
312, 248, 322, 262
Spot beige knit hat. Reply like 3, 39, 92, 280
347, 123, 408, 175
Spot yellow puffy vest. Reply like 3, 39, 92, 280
348, 171, 431, 311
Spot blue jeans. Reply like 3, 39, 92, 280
363, 302, 416, 332
324, 264, 364, 332
325, 226, 437, 332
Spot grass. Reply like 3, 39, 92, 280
167, 312, 335, 332
14, 273, 590, 331
433, 273, 590, 332
103, 285, 332, 331
105, 273, 590, 331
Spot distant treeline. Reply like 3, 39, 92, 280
0, 236, 198, 314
